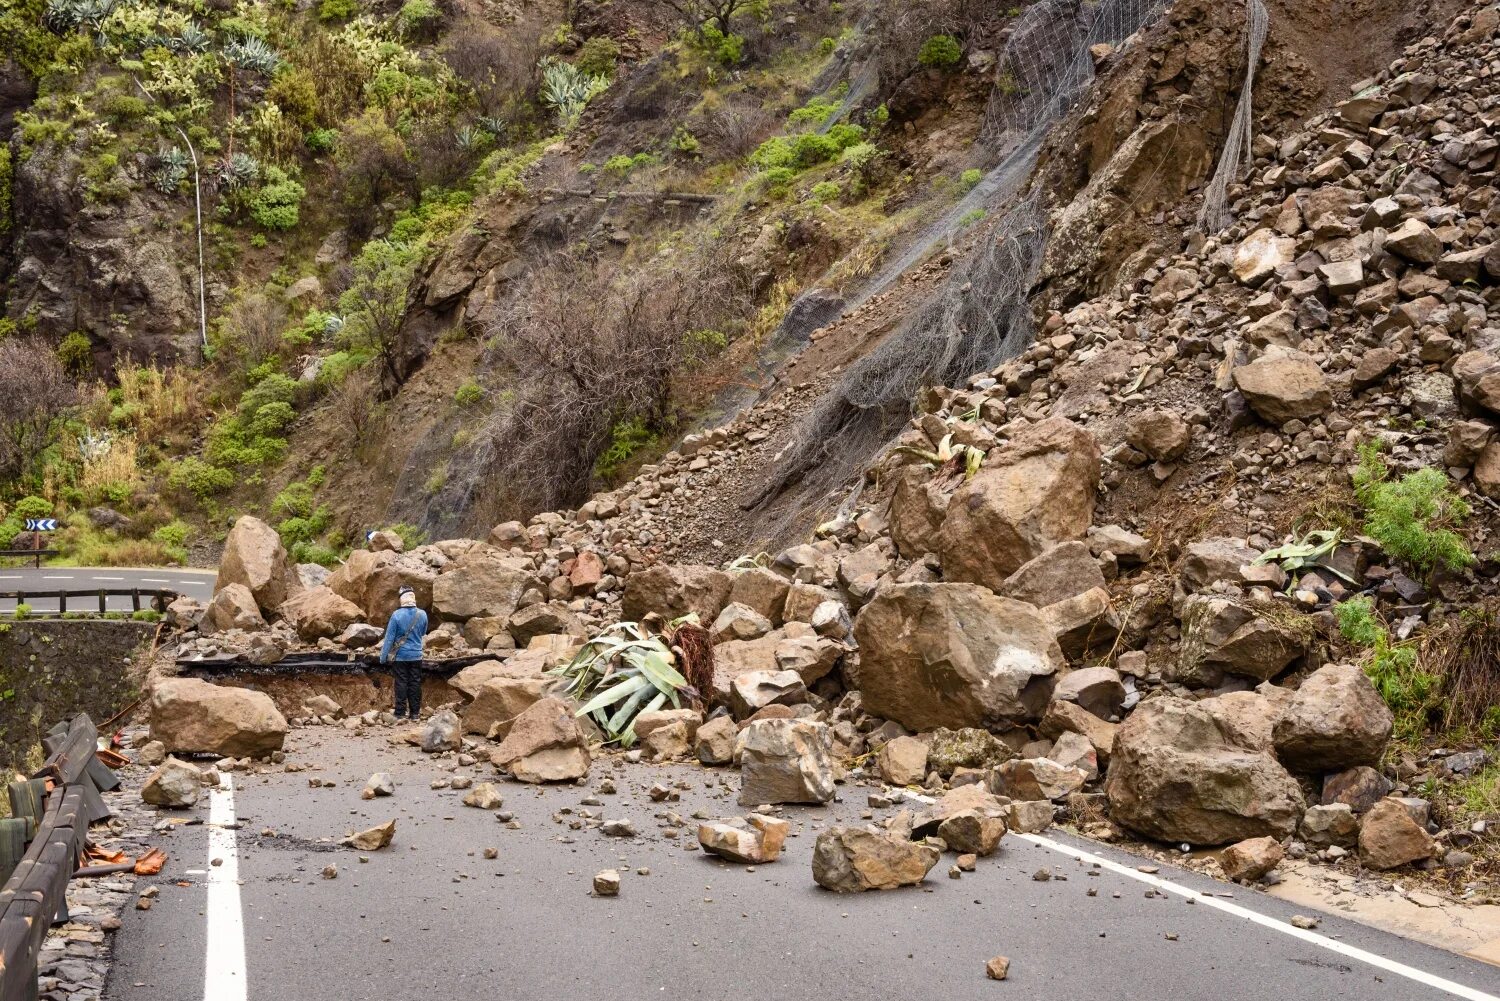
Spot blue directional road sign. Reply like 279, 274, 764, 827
24, 518, 58, 532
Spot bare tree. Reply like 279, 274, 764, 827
696, 97, 776, 160
464, 243, 751, 515
0, 337, 80, 485
222, 290, 289, 369
442, 17, 542, 122
323, 365, 383, 449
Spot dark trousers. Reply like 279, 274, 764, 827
393, 661, 423, 718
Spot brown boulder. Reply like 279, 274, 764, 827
850, 582, 1066, 730
1358, 797, 1435, 870
215, 515, 301, 614
1175, 594, 1312, 686
149, 678, 288, 758
888, 465, 950, 559
278, 586, 362, 641
1231, 350, 1332, 424
811, 827, 940, 892
327, 549, 436, 627
1220, 836, 1284, 882
1272, 664, 1392, 772
1000, 541, 1105, 608
737, 718, 836, 806
1104, 697, 1305, 846
939, 418, 1100, 587
462, 676, 553, 738
621, 564, 733, 623
431, 546, 534, 622
201, 583, 265, 635
490, 696, 591, 783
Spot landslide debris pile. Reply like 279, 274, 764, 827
149, 1, 1500, 893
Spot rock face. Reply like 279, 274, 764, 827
149, 678, 288, 758
431, 547, 534, 622
141, 757, 203, 808
215, 516, 302, 614
1358, 798, 1436, 870
851, 583, 1067, 730
201, 583, 266, 635
1272, 664, 1393, 773
278, 586, 363, 641
736, 719, 835, 806
1104, 697, 1305, 845
939, 418, 1100, 587
621, 564, 734, 623
1231, 350, 1332, 424
811, 827, 941, 892
490, 697, 591, 782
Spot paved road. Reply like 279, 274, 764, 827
0, 566, 215, 614
104, 726, 1500, 1001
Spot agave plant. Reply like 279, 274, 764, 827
225, 35, 280, 74
174, 21, 212, 53
549, 618, 710, 746
894, 431, 984, 481
213, 152, 260, 191
1255, 528, 1356, 584
151, 146, 190, 194
454, 124, 492, 152
539, 58, 609, 130
43, 0, 117, 33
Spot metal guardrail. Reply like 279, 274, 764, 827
1, 589, 178, 616
0, 715, 116, 1001
0, 551, 59, 570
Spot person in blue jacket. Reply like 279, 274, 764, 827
380, 585, 429, 720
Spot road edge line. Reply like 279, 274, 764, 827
1015, 832, 1499, 1001
205, 774, 248, 1001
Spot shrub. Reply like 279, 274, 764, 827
397, 0, 440, 37
13, 604, 31, 620
810, 180, 841, 203
267, 68, 319, 128
818, 36, 836, 56
318, 0, 357, 20
101, 94, 148, 124
248, 167, 305, 231
56, 331, 93, 375
1335, 596, 1383, 649
595, 417, 656, 479
694, 25, 744, 66
918, 34, 963, 69
454, 381, 483, 407
1337, 594, 1435, 743
306, 128, 337, 154
132, 609, 162, 622
166, 457, 234, 499
1353, 441, 1473, 577
575, 36, 620, 78
959, 167, 983, 191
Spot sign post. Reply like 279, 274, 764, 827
23, 518, 57, 568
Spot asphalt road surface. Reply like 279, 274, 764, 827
105, 726, 1500, 1001
0, 566, 215, 614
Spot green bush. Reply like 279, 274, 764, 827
132, 609, 162, 622
1334, 596, 1383, 648
1353, 441, 1474, 576
306, 128, 337, 155
454, 381, 483, 407
575, 36, 620, 78
397, 0, 440, 36
959, 167, 983, 191
817, 36, 836, 56
810, 180, 840, 203
918, 34, 963, 69
13, 604, 31, 620
101, 94, 148, 124
290, 541, 343, 566
695, 25, 745, 66
249, 167, 305, 231
167, 457, 235, 500
272, 481, 315, 518
57, 330, 92, 374
12, 496, 52, 521
1336, 594, 1435, 743
788, 96, 840, 128
387, 522, 426, 550
318, 0, 357, 20
595, 417, 656, 479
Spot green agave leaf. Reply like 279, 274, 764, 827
576, 673, 648, 716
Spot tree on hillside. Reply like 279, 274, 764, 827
0, 337, 79, 485
337, 239, 421, 392
655, 0, 767, 36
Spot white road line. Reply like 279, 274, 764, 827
0, 576, 18, 580
42, 575, 73, 580
141, 578, 169, 583
205, 776, 248, 1001
1017, 832, 1499, 1001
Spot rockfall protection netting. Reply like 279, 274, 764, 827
1197, 0, 1269, 232
747, 0, 1181, 515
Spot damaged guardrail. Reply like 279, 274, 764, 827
0, 715, 116, 1001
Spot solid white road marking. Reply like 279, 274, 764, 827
1017, 832, 1499, 1001
205, 775, 248, 1001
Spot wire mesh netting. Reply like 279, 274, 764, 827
749, 0, 1183, 516
1198, 0, 1269, 232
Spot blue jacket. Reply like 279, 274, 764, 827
380, 606, 428, 663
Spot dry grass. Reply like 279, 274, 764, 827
115, 364, 204, 442
1422, 603, 1500, 738
78, 434, 140, 497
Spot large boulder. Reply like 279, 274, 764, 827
1104, 697, 1305, 845
888, 466, 950, 559
461, 676, 553, 738
141, 757, 203, 808
1358, 797, 1436, 870
736, 718, 835, 806
200, 583, 265, 635
490, 697, 591, 783
431, 547, 534, 622
697, 814, 790, 864
811, 827, 940, 892
1001, 541, 1106, 608
149, 678, 288, 757
215, 516, 301, 614
327, 550, 437, 626
278, 586, 363, 641
728, 670, 808, 720
926, 727, 1016, 775
621, 564, 733, 623
939, 418, 1100, 587
1272, 664, 1392, 772
1452, 350, 1500, 416
1174, 594, 1312, 686
851, 582, 1066, 730
1231, 349, 1332, 424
